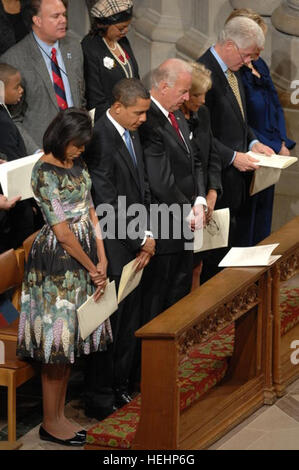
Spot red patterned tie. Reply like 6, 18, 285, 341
51, 47, 68, 110
168, 112, 183, 141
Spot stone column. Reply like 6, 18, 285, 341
230, 0, 281, 15
176, 0, 232, 61
270, 1, 299, 230
68, 0, 90, 39
131, 0, 187, 79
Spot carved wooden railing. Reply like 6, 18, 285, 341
260, 216, 299, 397
132, 264, 274, 450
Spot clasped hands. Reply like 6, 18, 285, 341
233, 142, 274, 172
89, 258, 108, 302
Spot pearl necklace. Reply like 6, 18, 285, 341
103, 37, 133, 79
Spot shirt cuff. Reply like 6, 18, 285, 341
141, 230, 154, 246
248, 140, 259, 151
230, 151, 237, 165
186, 198, 208, 222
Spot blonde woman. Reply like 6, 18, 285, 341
180, 62, 222, 222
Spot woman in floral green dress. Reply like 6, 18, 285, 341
17, 108, 112, 446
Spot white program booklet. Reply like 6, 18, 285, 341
77, 280, 118, 340
195, 208, 230, 253
0, 152, 42, 200
247, 151, 298, 169
250, 166, 282, 196
118, 259, 144, 304
219, 243, 281, 267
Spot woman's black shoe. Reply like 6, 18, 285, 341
76, 429, 87, 439
39, 425, 86, 447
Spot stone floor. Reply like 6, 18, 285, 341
1, 373, 299, 450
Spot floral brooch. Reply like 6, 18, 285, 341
103, 57, 115, 70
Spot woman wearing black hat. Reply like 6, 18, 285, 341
82, 0, 139, 122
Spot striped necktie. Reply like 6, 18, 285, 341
51, 47, 68, 110
226, 69, 244, 119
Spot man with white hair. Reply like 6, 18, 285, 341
139, 58, 206, 322
198, 17, 274, 281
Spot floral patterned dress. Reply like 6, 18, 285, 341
17, 157, 112, 364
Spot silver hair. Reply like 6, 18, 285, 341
219, 16, 265, 50
151, 58, 193, 89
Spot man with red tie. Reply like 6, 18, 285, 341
139, 58, 206, 323
1, 0, 85, 154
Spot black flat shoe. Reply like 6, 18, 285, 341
76, 429, 86, 438
39, 425, 85, 447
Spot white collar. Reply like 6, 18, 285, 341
106, 109, 126, 138
151, 96, 170, 119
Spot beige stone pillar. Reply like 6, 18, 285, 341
131, 0, 186, 78
176, 0, 232, 61
270, 1, 299, 230
68, 0, 90, 39
230, 0, 281, 15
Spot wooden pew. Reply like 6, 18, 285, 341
260, 217, 299, 397
0, 247, 36, 447
86, 261, 274, 450
131, 265, 274, 450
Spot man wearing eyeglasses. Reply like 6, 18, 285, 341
197, 16, 274, 281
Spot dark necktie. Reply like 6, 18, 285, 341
168, 112, 183, 141
51, 47, 68, 110
123, 129, 137, 166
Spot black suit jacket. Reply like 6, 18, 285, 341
198, 49, 257, 211
0, 105, 34, 250
81, 35, 139, 122
85, 113, 150, 276
187, 105, 222, 195
139, 101, 205, 254
0, 105, 27, 161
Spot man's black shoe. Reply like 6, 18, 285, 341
85, 405, 117, 421
115, 391, 133, 408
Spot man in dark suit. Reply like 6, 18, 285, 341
84, 78, 155, 420
1, 0, 85, 154
198, 16, 274, 280
139, 58, 206, 323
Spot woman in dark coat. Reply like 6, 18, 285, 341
82, 0, 139, 122
0, 0, 29, 55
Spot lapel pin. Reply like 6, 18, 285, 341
67, 52, 72, 59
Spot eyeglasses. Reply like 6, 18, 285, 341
234, 43, 254, 64
114, 24, 131, 34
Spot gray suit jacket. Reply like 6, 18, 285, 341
1, 31, 85, 153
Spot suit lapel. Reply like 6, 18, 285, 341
130, 131, 145, 197
151, 101, 190, 155
207, 50, 246, 126
104, 117, 141, 191
28, 33, 58, 109
60, 37, 78, 106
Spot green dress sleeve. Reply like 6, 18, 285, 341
31, 164, 67, 227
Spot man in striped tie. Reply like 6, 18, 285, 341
1, 0, 86, 153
